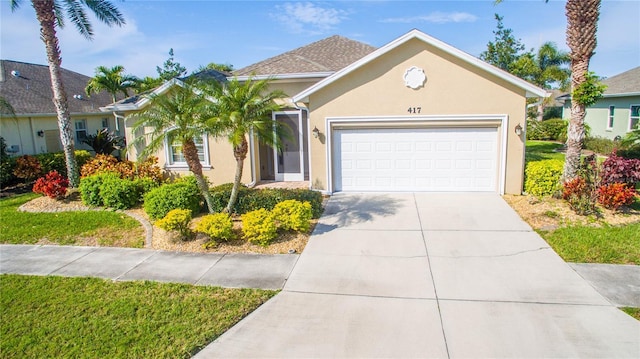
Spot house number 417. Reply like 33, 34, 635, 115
407, 107, 421, 114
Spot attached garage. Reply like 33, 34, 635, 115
333, 126, 499, 192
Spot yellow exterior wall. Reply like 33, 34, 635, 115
0, 113, 112, 155
304, 38, 528, 194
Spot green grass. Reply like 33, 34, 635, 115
0, 274, 277, 358
0, 193, 143, 247
525, 140, 565, 162
539, 223, 640, 264
621, 307, 640, 321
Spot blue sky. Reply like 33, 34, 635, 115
1, 1, 638, 80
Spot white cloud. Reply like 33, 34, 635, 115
381, 12, 477, 24
273, 2, 348, 35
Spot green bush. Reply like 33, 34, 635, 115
0, 137, 17, 187
100, 175, 140, 210
143, 178, 202, 220
133, 177, 160, 202
79, 173, 113, 206
195, 213, 235, 245
524, 159, 564, 197
272, 199, 312, 232
37, 150, 91, 176
584, 136, 616, 155
617, 146, 640, 160
156, 209, 193, 241
210, 184, 323, 218
526, 118, 568, 141
241, 208, 277, 246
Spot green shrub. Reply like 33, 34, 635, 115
156, 209, 193, 240
524, 159, 564, 197
616, 146, 640, 160
79, 173, 114, 206
100, 175, 140, 210
272, 199, 312, 232
584, 136, 615, 155
133, 177, 160, 202
143, 179, 202, 220
195, 213, 235, 245
527, 118, 567, 141
210, 184, 323, 218
37, 150, 91, 177
0, 138, 17, 187
241, 208, 277, 246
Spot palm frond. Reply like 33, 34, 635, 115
63, 0, 92, 38
82, 0, 126, 27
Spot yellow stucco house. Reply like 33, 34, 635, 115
107, 30, 547, 195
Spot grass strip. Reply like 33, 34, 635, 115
539, 223, 640, 264
0, 193, 143, 247
621, 307, 640, 321
0, 274, 277, 358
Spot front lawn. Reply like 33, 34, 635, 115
525, 140, 565, 162
0, 193, 144, 247
622, 307, 640, 320
0, 274, 277, 358
539, 223, 640, 265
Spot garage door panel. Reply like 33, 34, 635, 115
333, 127, 498, 192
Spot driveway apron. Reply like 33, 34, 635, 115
195, 193, 640, 358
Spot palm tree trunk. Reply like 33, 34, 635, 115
182, 138, 215, 213
225, 137, 248, 213
32, 0, 79, 188
563, 59, 589, 181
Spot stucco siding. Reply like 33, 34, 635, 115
566, 96, 640, 140
304, 38, 528, 194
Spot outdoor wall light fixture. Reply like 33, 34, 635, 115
312, 126, 320, 138
37, 130, 44, 137
514, 123, 523, 136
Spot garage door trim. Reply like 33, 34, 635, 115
325, 115, 509, 194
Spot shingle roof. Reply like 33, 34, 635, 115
0, 59, 113, 115
234, 35, 377, 76
601, 66, 640, 95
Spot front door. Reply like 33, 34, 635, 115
274, 111, 304, 181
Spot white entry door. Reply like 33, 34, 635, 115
333, 127, 498, 192
274, 112, 304, 181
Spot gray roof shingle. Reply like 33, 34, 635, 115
234, 35, 377, 76
601, 66, 640, 95
0, 59, 113, 115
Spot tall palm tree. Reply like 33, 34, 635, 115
130, 80, 217, 213
85, 65, 139, 103
10, 0, 125, 188
563, 0, 601, 180
205, 76, 286, 213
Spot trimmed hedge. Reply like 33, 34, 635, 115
584, 136, 616, 155
527, 118, 567, 141
143, 177, 202, 220
209, 184, 323, 218
524, 159, 564, 197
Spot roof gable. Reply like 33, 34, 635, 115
0, 59, 113, 115
234, 35, 376, 77
293, 30, 548, 102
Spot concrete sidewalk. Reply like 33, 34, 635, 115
0, 245, 298, 290
571, 262, 640, 307
196, 193, 640, 358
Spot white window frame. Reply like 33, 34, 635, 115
164, 133, 210, 169
629, 104, 640, 132
607, 105, 614, 131
101, 118, 109, 130
75, 119, 87, 142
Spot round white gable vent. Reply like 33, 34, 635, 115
403, 66, 426, 89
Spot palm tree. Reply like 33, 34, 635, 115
563, 0, 601, 180
130, 80, 217, 213
10, 0, 125, 188
85, 65, 139, 103
205, 77, 286, 213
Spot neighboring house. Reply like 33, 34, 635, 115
0, 59, 116, 156
106, 30, 547, 195
559, 66, 640, 140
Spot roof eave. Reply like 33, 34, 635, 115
234, 72, 335, 82
293, 29, 548, 103
99, 79, 183, 112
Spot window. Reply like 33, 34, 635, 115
101, 118, 109, 130
607, 106, 614, 130
75, 119, 87, 142
630, 105, 640, 131
166, 135, 209, 167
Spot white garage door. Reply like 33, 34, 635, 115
333, 127, 498, 192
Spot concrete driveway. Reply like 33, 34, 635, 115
195, 193, 640, 358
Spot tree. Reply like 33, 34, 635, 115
130, 79, 217, 212
204, 77, 286, 213
203, 63, 234, 73
480, 14, 526, 72
82, 129, 123, 155
157, 48, 187, 81
85, 65, 139, 103
10, 0, 125, 188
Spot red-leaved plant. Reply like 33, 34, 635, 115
33, 170, 69, 199
596, 183, 637, 210
600, 152, 640, 186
